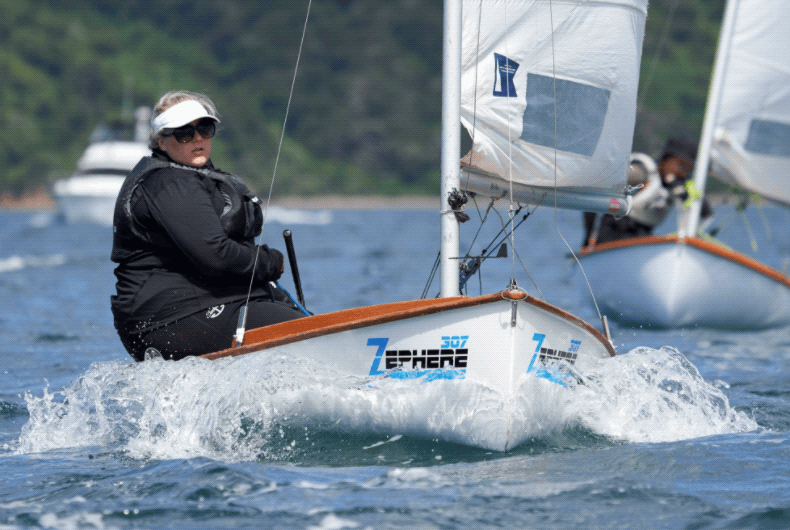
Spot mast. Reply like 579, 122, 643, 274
684, 0, 741, 238
440, 0, 462, 297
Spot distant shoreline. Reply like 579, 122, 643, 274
0, 189, 56, 211
269, 195, 440, 210
0, 190, 749, 212
0, 190, 441, 212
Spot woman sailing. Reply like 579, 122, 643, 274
111, 91, 304, 361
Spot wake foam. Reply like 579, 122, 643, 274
0, 254, 66, 273
573, 346, 757, 442
15, 346, 757, 460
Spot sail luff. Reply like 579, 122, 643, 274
685, 0, 741, 237
440, 0, 463, 297
707, 0, 790, 208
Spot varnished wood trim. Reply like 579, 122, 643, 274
522, 296, 616, 357
579, 235, 790, 289
578, 234, 680, 255
201, 290, 615, 360
202, 294, 497, 360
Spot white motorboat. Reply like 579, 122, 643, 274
53, 107, 151, 225
53, 107, 332, 227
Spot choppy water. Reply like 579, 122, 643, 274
1, 202, 789, 529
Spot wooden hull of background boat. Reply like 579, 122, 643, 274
579, 236, 790, 329
202, 291, 614, 449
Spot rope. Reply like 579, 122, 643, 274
490, 204, 544, 299
238, 0, 313, 344
262, 0, 313, 229
447, 188, 470, 222
503, 0, 518, 283
544, 0, 606, 329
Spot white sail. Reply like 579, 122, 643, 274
708, 0, 790, 207
460, 0, 648, 214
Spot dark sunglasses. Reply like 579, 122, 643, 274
162, 118, 216, 143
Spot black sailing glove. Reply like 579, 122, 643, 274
254, 244, 284, 282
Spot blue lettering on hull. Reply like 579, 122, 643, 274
368, 337, 468, 381
527, 332, 581, 387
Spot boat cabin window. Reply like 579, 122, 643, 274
744, 119, 790, 157
520, 73, 610, 157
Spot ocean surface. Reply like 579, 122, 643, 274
1, 201, 789, 529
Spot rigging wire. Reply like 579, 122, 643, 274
441, 0, 608, 333
459, 3, 501, 288
262, 0, 313, 232
237, 0, 313, 345
486, 205, 544, 298
421, 252, 441, 299
424, 197, 536, 299
465, 196, 496, 252
433, 1, 523, 299
476, 202, 520, 258
511, 245, 544, 300
503, 0, 519, 286
461, 2, 484, 204
452, 1, 542, 298
545, 0, 608, 334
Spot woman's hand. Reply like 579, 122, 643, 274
255, 245, 284, 282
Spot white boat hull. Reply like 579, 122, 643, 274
579, 236, 790, 329
54, 140, 152, 225
53, 175, 125, 225
203, 291, 614, 451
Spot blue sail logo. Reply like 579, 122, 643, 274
493, 53, 519, 97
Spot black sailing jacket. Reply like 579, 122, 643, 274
110, 149, 283, 333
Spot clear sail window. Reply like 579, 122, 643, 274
520, 73, 611, 157
744, 119, 790, 157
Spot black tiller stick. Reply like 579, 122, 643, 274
282, 229, 306, 308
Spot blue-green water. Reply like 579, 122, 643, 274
1, 203, 789, 529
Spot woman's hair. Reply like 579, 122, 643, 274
148, 90, 219, 150
659, 136, 697, 164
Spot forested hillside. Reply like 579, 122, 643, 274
2, 0, 724, 196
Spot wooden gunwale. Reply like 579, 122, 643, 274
201, 290, 615, 360
579, 234, 790, 289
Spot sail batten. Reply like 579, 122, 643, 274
460, 0, 648, 210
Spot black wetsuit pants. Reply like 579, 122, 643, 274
119, 298, 305, 362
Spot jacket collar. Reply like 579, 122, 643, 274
151, 148, 215, 170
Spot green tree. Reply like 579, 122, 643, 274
0, 0, 727, 197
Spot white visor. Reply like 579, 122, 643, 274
151, 100, 220, 134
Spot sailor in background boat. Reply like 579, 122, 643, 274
582, 136, 714, 247
110, 91, 304, 362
